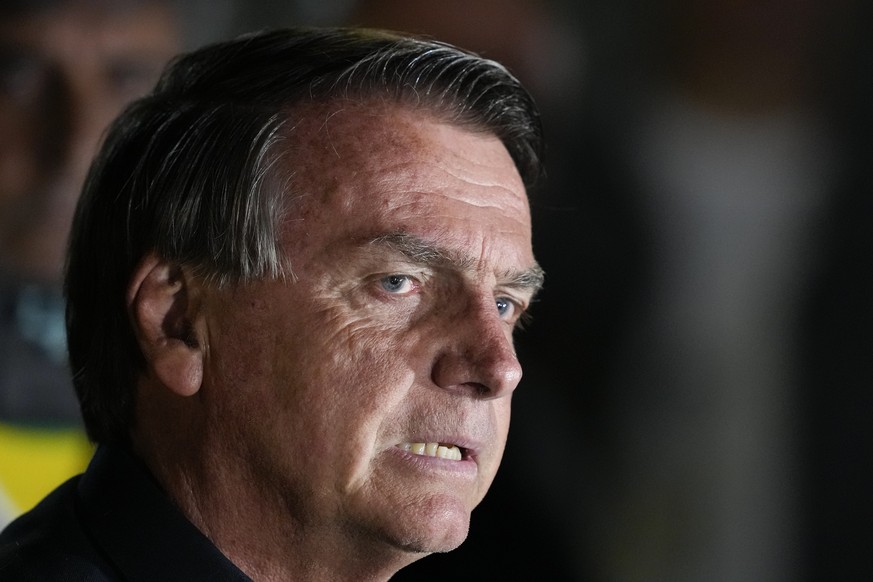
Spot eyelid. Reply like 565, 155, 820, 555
377, 262, 432, 281
496, 289, 530, 311
495, 292, 532, 327
379, 273, 418, 294
369, 269, 431, 299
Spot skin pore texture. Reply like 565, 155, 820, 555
128, 103, 540, 581
0, 2, 180, 282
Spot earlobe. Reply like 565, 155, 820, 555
127, 254, 204, 397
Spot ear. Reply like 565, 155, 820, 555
127, 253, 204, 397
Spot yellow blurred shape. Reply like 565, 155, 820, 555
0, 422, 93, 514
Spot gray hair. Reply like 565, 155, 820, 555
65, 27, 543, 445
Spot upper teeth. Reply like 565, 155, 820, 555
398, 442, 463, 461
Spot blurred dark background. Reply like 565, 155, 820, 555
3, 1, 871, 580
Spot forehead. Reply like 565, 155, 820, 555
281, 102, 532, 261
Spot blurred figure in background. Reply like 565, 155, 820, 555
0, 0, 184, 526
797, 1, 873, 578
535, 0, 869, 580
586, 0, 840, 578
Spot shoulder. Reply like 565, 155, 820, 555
0, 477, 119, 580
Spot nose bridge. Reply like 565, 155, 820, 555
431, 289, 522, 400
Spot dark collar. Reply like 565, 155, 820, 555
78, 446, 252, 582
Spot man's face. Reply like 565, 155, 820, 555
201, 105, 539, 556
0, 2, 180, 282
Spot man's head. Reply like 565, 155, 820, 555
66, 27, 542, 576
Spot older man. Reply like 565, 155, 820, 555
0, 28, 543, 580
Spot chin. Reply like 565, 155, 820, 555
383, 494, 472, 555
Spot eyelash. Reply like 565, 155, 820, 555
375, 274, 529, 326
378, 274, 419, 295
497, 296, 532, 328
495, 297, 516, 319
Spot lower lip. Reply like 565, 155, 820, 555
388, 447, 479, 478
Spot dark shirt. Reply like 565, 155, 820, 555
0, 445, 251, 581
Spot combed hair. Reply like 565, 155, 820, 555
65, 27, 543, 445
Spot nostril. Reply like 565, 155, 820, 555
470, 382, 490, 397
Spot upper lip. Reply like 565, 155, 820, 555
393, 409, 494, 462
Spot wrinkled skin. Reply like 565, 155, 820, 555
134, 103, 540, 580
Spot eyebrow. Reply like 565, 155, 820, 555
367, 232, 545, 296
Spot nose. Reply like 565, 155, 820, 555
430, 294, 523, 400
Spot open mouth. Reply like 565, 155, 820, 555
396, 442, 464, 461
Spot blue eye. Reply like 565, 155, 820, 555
496, 297, 515, 319
380, 274, 414, 294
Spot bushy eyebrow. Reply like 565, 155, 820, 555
368, 232, 451, 266
367, 232, 544, 297
500, 264, 545, 294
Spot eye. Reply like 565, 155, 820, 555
379, 274, 416, 295
495, 297, 517, 320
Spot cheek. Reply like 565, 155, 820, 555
206, 282, 436, 481
266, 303, 424, 478
495, 396, 512, 438
307, 306, 421, 429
